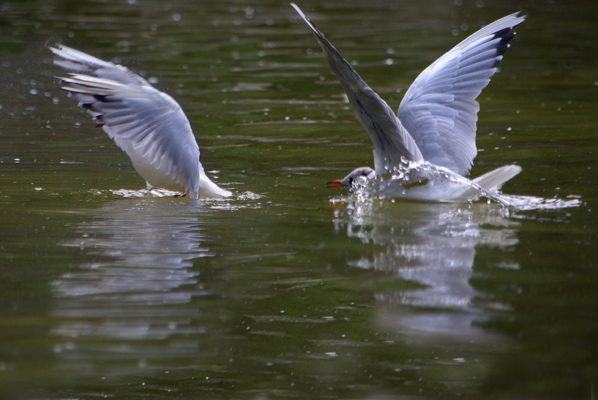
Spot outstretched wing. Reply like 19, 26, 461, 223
50, 45, 201, 196
291, 4, 424, 175
398, 13, 525, 175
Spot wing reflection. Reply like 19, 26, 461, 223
55, 202, 207, 299
51, 199, 215, 370
332, 199, 519, 340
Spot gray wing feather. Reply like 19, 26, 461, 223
398, 12, 525, 175
291, 4, 424, 175
50, 45, 200, 195
51, 45, 145, 85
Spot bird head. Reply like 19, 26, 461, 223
326, 167, 375, 189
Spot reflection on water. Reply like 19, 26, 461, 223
51, 199, 217, 372
332, 198, 518, 340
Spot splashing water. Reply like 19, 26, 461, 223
86, 188, 265, 210
334, 160, 582, 211
498, 194, 582, 211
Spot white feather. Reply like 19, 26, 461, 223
50, 45, 231, 198
292, 4, 525, 201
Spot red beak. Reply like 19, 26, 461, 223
326, 180, 345, 189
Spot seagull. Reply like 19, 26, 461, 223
50, 45, 232, 198
291, 4, 525, 202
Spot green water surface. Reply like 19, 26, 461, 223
1, 0, 597, 399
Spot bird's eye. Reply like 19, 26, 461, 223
347, 177, 353, 184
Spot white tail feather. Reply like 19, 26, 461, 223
472, 165, 522, 192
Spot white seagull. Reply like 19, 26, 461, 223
50, 45, 232, 198
291, 4, 525, 202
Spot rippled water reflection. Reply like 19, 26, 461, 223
1, 0, 598, 399
49, 200, 214, 379
333, 200, 516, 337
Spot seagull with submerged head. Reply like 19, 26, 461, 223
50, 45, 232, 199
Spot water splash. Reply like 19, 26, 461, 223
89, 188, 262, 204
334, 160, 582, 211
499, 194, 582, 211
108, 188, 180, 198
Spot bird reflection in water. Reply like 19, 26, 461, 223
331, 197, 519, 341
51, 200, 216, 374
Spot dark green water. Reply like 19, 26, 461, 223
1, 0, 597, 399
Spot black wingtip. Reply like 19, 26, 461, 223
93, 94, 110, 102
493, 27, 513, 40
496, 32, 516, 56
492, 14, 525, 57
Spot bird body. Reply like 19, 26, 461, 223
291, 4, 525, 202
51, 45, 231, 198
